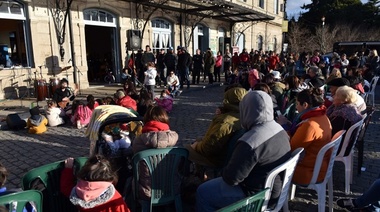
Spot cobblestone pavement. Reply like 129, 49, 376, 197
0, 82, 379, 211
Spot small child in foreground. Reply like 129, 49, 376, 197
27, 107, 48, 134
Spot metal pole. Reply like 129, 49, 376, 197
67, 1, 77, 85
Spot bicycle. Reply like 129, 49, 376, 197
104, 69, 116, 84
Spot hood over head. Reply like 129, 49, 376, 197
239, 90, 274, 130
223, 87, 247, 108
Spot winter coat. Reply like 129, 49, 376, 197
27, 115, 48, 134
71, 105, 93, 127
60, 168, 130, 212
327, 103, 362, 156
155, 96, 174, 113
117, 96, 137, 112
290, 106, 332, 185
222, 91, 291, 208
143, 67, 157, 86
194, 87, 247, 167
46, 107, 65, 127
204, 55, 215, 74
132, 121, 178, 200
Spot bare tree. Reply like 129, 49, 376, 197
287, 23, 312, 53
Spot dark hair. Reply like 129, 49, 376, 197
47, 100, 57, 108
0, 162, 8, 187
143, 105, 169, 124
263, 73, 275, 85
284, 75, 300, 90
60, 78, 69, 85
95, 98, 104, 105
254, 83, 272, 94
123, 79, 138, 96
139, 88, 153, 106
87, 95, 96, 110
103, 97, 116, 105
77, 155, 118, 183
296, 88, 324, 107
146, 62, 155, 68
72, 100, 85, 114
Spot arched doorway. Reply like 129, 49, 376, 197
151, 18, 172, 55
193, 24, 209, 54
0, 0, 31, 67
83, 9, 119, 82
257, 35, 263, 51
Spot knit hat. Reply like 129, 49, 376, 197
327, 78, 350, 87
29, 106, 40, 121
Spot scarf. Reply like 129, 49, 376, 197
75, 180, 113, 202
326, 104, 362, 124
142, 120, 169, 133
289, 105, 326, 136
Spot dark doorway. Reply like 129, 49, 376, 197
85, 25, 115, 82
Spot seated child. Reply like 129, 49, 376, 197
45, 100, 65, 127
86, 95, 99, 111
60, 155, 131, 212
101, 124, 132, 156
27, 107, 48, 134
155, 89, 174, 113
71, 100, 92, 129
0, 162, 36, 211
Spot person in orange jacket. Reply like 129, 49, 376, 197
26, 106, 48, 134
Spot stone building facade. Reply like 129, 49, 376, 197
0, 0, 285, 99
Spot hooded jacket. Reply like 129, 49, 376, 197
60, 168, 130, 212
46, 107, 65, 127
132, 121, 179, 200
222, 91, 291, 207
27, 115, 48, 134
194, 87, 247, 167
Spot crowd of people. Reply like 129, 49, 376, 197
14, 46, 380, 211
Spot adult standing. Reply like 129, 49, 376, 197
135, 49, 144, 85
196, 91, 291, 211
192, 49, 203, 85
214, 51, 223, 83
177, 47, 191, 89
163, 47, 177, 75
156, 49, 166, 87
204, 50, 215, 84
223, 49, 232, 83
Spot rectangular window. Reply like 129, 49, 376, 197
259, 0, 264, 9
274, 0, 279, 14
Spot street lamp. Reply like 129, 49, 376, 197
321, 16, 325, 53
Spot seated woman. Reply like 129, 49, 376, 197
114, 89, 137, 112
132, 105, 178, 209
285, 88, 332, 185
326, 85, 362, 155
185, 87, 247, 168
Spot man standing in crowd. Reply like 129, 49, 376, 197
192, 49, 203, 85
177, 46, 191, 89
156, 48, 166, 87
164, 47, 177, 75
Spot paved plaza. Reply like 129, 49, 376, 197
0, 82, 379, 211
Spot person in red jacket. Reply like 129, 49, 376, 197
114, 90, 137, 111
239, 49, 250, 67
60, 155, 130, 212
268, 51, 280, 70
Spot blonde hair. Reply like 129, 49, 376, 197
335, 85, 357, 104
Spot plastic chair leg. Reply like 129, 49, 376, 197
343, 156, 352, 194
328, 177, 334, 212
316, 184, 326, 212
289, 184, 296, 200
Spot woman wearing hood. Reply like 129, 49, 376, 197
196, 91, 291, 211
185, 87, 247, 168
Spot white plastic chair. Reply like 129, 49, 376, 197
365, 76, 379, 107
262, 148, 304, 212
285, 130, 345, 212
335, 115, 365, 194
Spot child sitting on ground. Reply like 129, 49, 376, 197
46, 100, 65, 127
60, 155, 130, 212
86, 95, 99, 111
155, 89, 174, 113
71, 100, 92, 129
27, 106, 48, 134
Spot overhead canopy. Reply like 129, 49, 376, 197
127, 0, 275, 23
